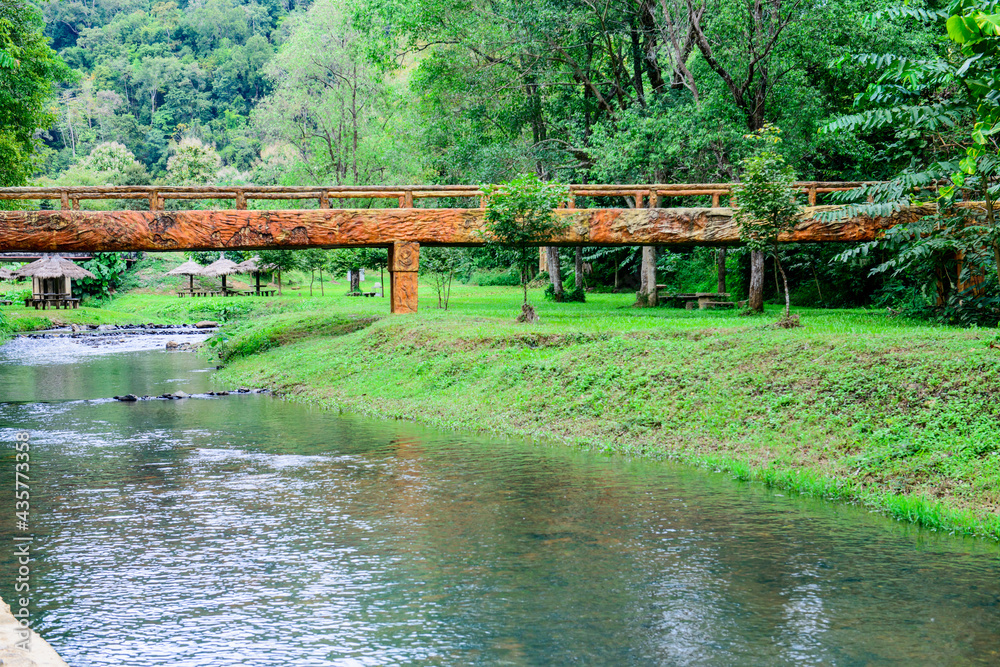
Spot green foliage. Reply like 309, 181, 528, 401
474, 269, 523, 286
823, 0, 1000, 324
732, 126, 801, 252
166, 137, 221, 185
733, 125, 801, 317
544, 283, 585, 302
0, 0, 67, 186
482, 173, 569, 306
257, 249, 300, 273
84, 141, 140, 175
77, 253, 129, 300
188, 250, 248, 265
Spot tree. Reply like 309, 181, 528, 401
732, 124, 800, 320
0, 0, 67, 187
166, 137, 221, 185
421, 247, 466, 309
822, 2, 1000, 324
252, 0, 425, 185
299, 248, 330, 296
482, 173, 569, 322
327, 248, 387, 293
257, 249, 299, 296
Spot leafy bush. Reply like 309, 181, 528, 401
544, 284, 585, 302
77, 253, 129, 300
475, 269, 523, 286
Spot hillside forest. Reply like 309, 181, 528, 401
3, 0, 1000, 321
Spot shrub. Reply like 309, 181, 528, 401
544, 284, 585, 302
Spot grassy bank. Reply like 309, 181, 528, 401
199, 283, 1000, 541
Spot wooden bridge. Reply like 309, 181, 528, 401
0, 183, 930, 313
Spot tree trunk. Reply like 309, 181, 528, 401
811, 264, 823, 306
776, 252, 791, 319
350, 268, 360, 293
575, 247, 583, 289
749, 250, 764, 312
319, 268, 324, 296
637, 246, 657, 306
547, 246, 563, 300
277, 269, 282, 296
309, 269, 314, 296
716, 248, 727, 293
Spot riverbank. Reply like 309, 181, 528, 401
0, 597, 68, 667
208, 288, 1000, 540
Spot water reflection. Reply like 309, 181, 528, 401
0, 337, 998, 666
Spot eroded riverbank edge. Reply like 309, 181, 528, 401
0, 597, 68, 667
211, 312, 1000, 541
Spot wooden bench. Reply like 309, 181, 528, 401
0, 299, 12, 306
660, 291, 735, 310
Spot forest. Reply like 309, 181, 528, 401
3, 0, 1000, 321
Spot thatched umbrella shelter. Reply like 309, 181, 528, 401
0, 267, 13, 281
166, 259, 206, 293
236, 256, 265, 294
15, 255, 96, 300
203, 257, 241, 293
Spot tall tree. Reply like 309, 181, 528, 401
0, 0, 66, 187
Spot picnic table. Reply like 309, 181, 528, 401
658, 290, 735, 310
24, 293, 81, 310
177, 289, 224, 297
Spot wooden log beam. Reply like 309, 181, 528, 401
0, 205, 935, 252
388, 241, 419, 314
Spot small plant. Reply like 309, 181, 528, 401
421, 247, 466, 310
732, 124, 802, 324
482, 173, 569, 322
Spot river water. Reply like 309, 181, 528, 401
0, 333, 998, 666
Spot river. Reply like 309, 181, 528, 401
1, 332, 998, 665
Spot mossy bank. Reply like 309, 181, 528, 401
210, 290, 1000, 541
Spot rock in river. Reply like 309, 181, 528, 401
195, 320, 219, 329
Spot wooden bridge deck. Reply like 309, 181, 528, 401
0, 183, 925, 314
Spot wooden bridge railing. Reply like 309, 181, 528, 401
0, 182, 870, 211
1, 181, 921, 314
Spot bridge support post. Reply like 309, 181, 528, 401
388, 241, 419, 314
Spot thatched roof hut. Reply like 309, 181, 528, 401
15, 255, 95, 280
15, 255, 96, 299
202, 258, 240, 277
166, 259, 207, 292
202, 257, 241, 291
166, 260, 206, 277
235, 256, 261, 273
0, 267, 14, 281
